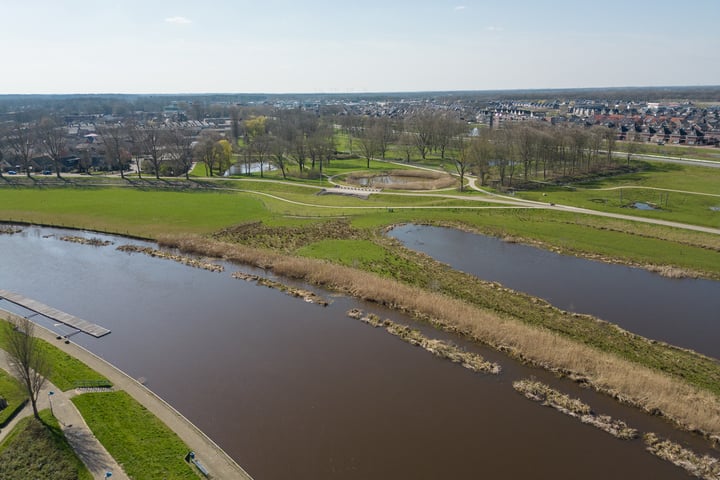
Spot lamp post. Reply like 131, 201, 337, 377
48, 390, 54, 417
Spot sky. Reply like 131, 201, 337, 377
1, 0, 719, 94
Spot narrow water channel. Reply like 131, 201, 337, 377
389, 224, 720, 360
0, 225, 710, 479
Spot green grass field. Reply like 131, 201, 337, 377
0, 409, 92, 480
72, 391, 198, 480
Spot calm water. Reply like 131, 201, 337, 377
390, 224, 720, 359
0, 225, 705, 479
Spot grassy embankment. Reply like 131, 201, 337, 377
73, 392, 198, 480
0, 319, 108, 391
0, 409, 92, 480
0, 319, 198, 478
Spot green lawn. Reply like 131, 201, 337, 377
0, 409, 92, 480
73, 391, 198, 480
0, 320, 109, 392
0, 187, 268, 238
0, 369, 26, 427
515, 162, 720, 228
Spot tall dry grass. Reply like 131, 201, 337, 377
159, 234, 720, 438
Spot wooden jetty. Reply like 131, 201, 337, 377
0, 289, 111, 338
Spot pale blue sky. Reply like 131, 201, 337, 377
1, 0, 718, 94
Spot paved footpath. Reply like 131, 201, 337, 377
1, 310, 254, 479
0, 351, 128, 479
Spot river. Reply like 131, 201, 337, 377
389, 224, 720, 360
0, 225, 710, 479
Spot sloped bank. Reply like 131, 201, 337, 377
158, 233, 720, 442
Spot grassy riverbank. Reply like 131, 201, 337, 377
1, 176, 718, 278
73, 392, 198, 480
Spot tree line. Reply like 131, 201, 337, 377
1, 107, 626, 187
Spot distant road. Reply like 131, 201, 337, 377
615, 151, 720, 168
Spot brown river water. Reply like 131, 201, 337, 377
0, 225, 714, 479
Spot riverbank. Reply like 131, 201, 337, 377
161, 233, 720, 441
0, 309, 253, 480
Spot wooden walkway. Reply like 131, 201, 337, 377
0, 290, 111, 338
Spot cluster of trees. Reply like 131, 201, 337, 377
0, 117, 70, 179
450, 122, 619, 189
1, 105, 628, 188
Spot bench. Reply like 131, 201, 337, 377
192, 459, 210, 477
185, 451, 210, 478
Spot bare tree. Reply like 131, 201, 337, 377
468, 131, 494, 186
625, 132, 642, 165
166, 126, 195, 179
4, 317, 50, 419
138, 122, 165, 179
408, 112, 436, 161
98, 124, 131, 179
193, 131, 222, 176
397, 131, 415, 163
244, 116, 271, 177
6, 121, 35, 178
358, 118, 381, 169
269, 135, 291, 179
452, 136, 472, 191
37, 117, 67, 178
435, 113, 465, 161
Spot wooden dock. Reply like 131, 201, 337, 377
0, 290, 111, 338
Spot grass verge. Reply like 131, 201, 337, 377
0, 370, 26, 427
72, 391, 198, 480
0, 409, 92, 480
0, 319, 109, 391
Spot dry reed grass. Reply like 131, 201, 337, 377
232, 271, 329, 306
346, 170, 457, 190
0, 226, 23, 235
60, 236, 113, 247
347, 308, 500, 374
644, 433, 720, 479
158, 234, 720, 439
513, 379, 638, 439
117, 244, 224, 272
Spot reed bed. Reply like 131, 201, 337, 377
60, 235, 113, 247
232, 271, 329, 306
117, 244, 224, 272
346, 169, 457, 190
644, 433, 720, 479
158, 234, 720, 439
347, 308, 500, 374
513, 379, 638, 439
0, 225, 22, 235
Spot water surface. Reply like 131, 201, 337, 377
0, 225, 706, 479
389, 224, 720, 359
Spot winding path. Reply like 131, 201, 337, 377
0, 311, 253, 480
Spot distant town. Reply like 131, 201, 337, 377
1, 86, 718, 176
